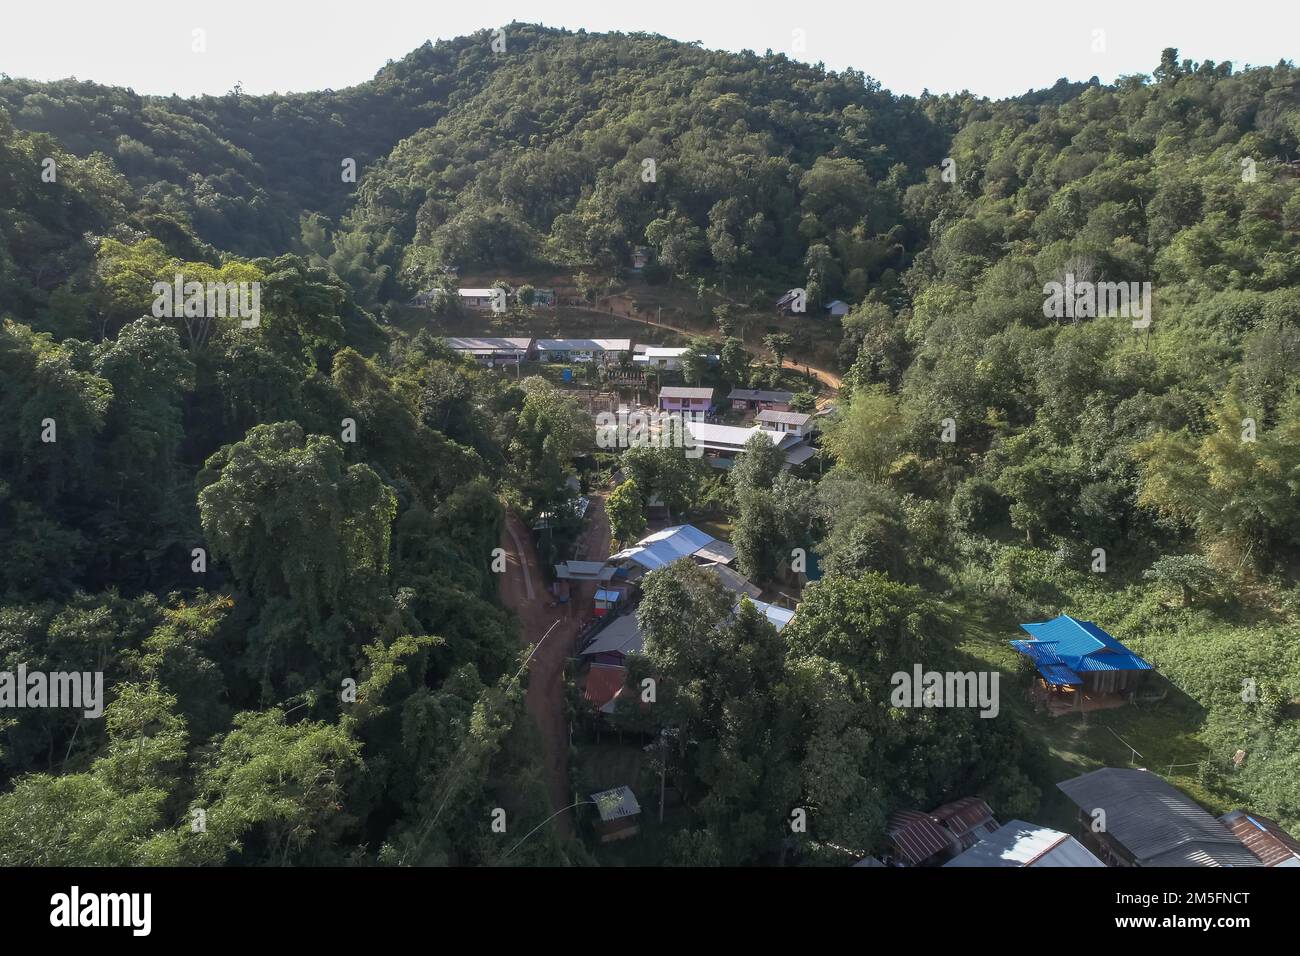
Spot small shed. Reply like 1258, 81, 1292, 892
590, 786, 642, 843
593, 588, 622, 617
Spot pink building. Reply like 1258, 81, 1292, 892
658, 386, 714, 413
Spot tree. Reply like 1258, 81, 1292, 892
731, 431, 785, 494
634, 562, 800, 863
196, 421, 397, 688
679, 337, 715, 387
763, 332, 793, 369
507, 377, 591, 515
821, 385, 907, 483
606, 478, 646, 546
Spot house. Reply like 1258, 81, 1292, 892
553, 560, 618, 583
532, 287, 557, 308
886, 797, 999, 866
887, 810, 955, 866
580, 613, 645, 666
609, 524, 731, 572
583, 662, 629, 715
775, 288, 804, 315
658, 386, 714, 413
944, 820, 1106, 867
443, 337, 534, 366
699, 562, 762, 600
932, 797, 999, 852
742, 598, 795, 632
456, 288, 502, 311
630, 246, 651, 272
1219, 811, 1300, 866
729, 388, 794, 412
685, 420, 811, 470
536, 338, 631, 365
590, 786, 642, 842
1010, 614, 1154, 713
593, 587, 622, 618
1057, 768, 1261, 867
825, 299, 850, 319
756, 409, 813, 438
634, 347, 690, 371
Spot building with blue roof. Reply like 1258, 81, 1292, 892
1011, 614, 1153, 709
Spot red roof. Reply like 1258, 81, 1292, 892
887, 810, 953, 866
934, 796, 995, 831
1221, 811, 1300, 867
584, 664, 628, 711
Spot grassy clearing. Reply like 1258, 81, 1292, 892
952, 587, 1216, 830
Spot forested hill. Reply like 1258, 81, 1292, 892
1, 23, 951, 306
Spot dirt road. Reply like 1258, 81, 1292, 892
497, 494, 611, 838
571, 301, 843, 392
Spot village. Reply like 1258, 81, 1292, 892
427, 281, 1300, 869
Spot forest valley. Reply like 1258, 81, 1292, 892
0, 27, 1298, 865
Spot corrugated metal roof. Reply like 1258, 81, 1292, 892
932, 797, 996, 839
659, 386, 715, 399
584, 663, 628, 712
783, 444, 818, 466
686, 421, 781, 451
887, 810, 954, 866
1220, 811, 1300, 867
1057, 769, 1261, 867
537, 338, 630, 351
729, 388, 795, 403
944, 820, 1105, 867
757, 410, 812, 426
739, 599, 795, 632
694, 540, 735, 565
699, 562, 762, 599
1012, 615, 1153, 674
609, 524, 717, 571
591, 786, 641, 821
444, 336, 532, 350
554, 561, 617, 581
580, 614, 644, 657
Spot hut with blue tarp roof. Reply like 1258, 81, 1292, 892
1010, 614, 1153, 712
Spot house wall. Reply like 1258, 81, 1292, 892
1084, 670, 1143, 695
660, 398, 710, 412
1075, 813, 1135, 866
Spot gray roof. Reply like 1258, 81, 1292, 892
444, 336, 532, 351
580, 614, 644, 657
536, 338, 630, 351
699, 562, 762, 599
591, 786, 641, 821
729, 388, 794, 403
659, 386, 715, 399
757, 410, 812, 426
1057, 769, 1261, 867
944, 820, 1105, 867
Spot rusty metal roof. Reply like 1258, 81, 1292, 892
933, 796, 996, 837
1220, 811, 1300, 867
887, 810, 953, 866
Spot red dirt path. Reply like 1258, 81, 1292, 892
498, 494, 611, 839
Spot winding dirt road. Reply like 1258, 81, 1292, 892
497, 494, 611, 839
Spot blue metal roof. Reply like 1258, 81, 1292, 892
1011, 615, 1153, 675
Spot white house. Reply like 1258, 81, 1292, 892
536, 338, 632, 365
756, 409, 813, 438
633, 346, 690, 370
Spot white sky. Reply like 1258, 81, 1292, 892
0, 0, 1294, 100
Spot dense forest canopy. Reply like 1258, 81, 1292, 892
0, 25, 1298, 865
